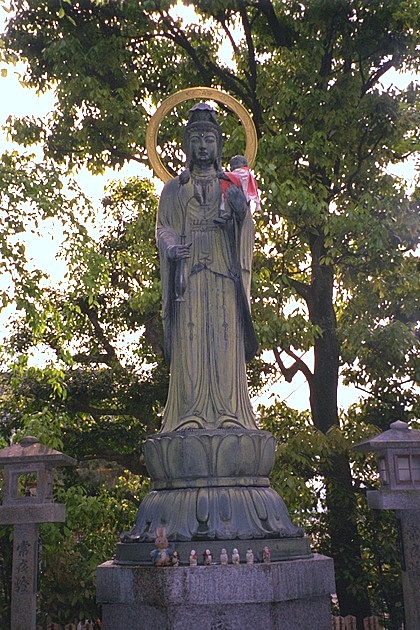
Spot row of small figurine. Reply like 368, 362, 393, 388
151, 545, 271, 567
150, 528, 272, 567
189, 546, 271, 566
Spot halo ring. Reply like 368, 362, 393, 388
146, 87, 258, 183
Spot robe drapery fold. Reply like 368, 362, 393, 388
156, 174, 258, 432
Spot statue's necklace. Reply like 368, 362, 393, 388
192, 174, 217, 206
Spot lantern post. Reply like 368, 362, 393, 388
354, 420, 420, 630
0, 436, 76, 630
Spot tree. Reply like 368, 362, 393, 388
1, 0, 419, 625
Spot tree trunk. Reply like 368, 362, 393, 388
307, 235, 371, 626
324, 452, 372, 624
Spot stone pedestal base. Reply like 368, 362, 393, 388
97, 554, 335, 630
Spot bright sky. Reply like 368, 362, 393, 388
0, 6, 418, 413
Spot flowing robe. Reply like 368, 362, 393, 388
156, 173, 258, 432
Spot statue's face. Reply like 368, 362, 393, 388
189, 131, 218, 167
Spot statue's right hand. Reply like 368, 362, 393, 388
168, 243, 192, 260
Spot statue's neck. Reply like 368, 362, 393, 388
191, 165, 217, 179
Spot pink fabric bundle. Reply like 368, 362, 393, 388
221, 167, 260, 213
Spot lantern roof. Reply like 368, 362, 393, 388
0, 436, 77, 467
354, 421, 420, 453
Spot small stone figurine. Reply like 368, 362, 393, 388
189, 549, 198, 566
232, 548, 240, 565
203, 549, 213, 565
171, 550, 180, 567
150, 527, 172, 567
262, 546, 271, 564
220, 548, 228, 566
246, 548, 254, 564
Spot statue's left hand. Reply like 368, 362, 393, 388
226, 185, 246, 219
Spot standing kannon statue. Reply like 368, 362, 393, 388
156, 103, 258, 432
120, 91, 306, 555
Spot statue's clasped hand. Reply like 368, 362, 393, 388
168, 243, 192, 261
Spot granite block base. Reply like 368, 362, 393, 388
97, 554, 335, 630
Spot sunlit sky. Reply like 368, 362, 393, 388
0, 5, 418, 412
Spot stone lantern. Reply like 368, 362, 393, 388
354, 420, 420, 630
0, 436, 77, 630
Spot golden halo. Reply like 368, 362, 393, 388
146, 87, 258, 183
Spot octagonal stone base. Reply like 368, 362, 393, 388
97, 555, 335, 630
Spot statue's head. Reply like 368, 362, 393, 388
183, 102, 223, 171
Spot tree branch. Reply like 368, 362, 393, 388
238, 0, 257, 91
254, 0, 294, 48
77, 300, 120, 367
71, 352, 117, 367
77, 448, 148, 477
361, 58, 395, 96
217, 18, 239, 56
237, 0, 264, 132
160, 14, 213, 86
160, 12, 252, 106
288, 277, 312, 305
273, 347, 313, 384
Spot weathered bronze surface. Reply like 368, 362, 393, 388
123, 429, 304, 543
150, 101, 257, 431
121, 97, 306, 559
